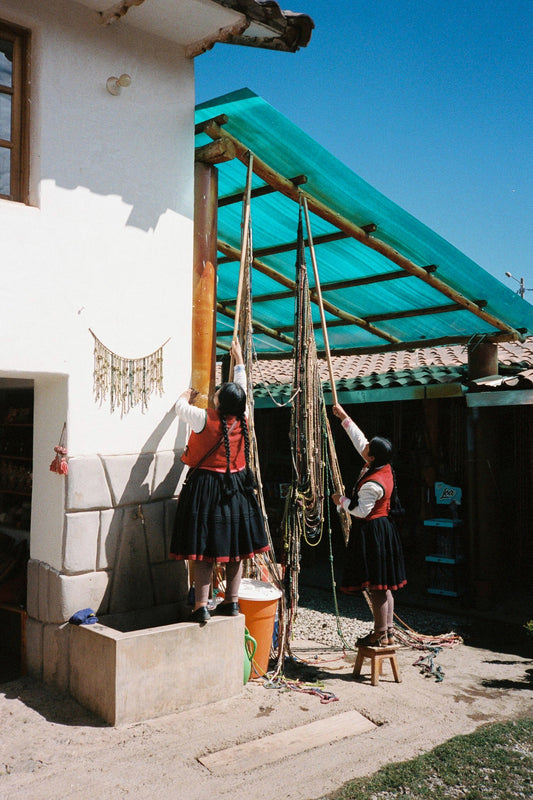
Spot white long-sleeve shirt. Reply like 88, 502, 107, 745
339, 417, 384, 518
175, 364, 247, 433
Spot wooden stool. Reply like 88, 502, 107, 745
352, 645, 401, 686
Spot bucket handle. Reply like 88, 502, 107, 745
244, 628, 257, 660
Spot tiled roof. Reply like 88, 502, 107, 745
217, 338, 533, 404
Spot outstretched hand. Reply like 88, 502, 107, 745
180, 387, 199, 405
230, 338, 244, 366
332, 403, 348, 421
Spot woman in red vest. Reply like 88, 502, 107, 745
332, 403, 406, 647
170, 340, 269, 623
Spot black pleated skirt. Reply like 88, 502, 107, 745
170, 468, 270, 563
340, 515, 407, 593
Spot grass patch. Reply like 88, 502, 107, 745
322, 717, 533, 800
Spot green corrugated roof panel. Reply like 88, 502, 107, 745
195, 89, 533, 358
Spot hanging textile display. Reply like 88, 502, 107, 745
231, 154, 281, 564
281, 200, 350, 653
90, 329, 170, 415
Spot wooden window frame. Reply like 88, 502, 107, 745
0, 20, 30, 204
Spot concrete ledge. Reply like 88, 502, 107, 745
69, 613, 246, 725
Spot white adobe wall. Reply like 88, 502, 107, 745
1, 0, 194, 456
1, 0, 193, 630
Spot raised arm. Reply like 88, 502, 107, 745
332, 403, 369, 458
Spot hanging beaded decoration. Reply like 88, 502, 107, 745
90, 329, 170, 415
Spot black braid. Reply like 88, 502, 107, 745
220, 414, 231, 470
240, 412, 256, 489
220, 414, 235, 498
389, 464, 405, 518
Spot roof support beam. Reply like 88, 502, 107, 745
200, 117, 520, 339
218, 229, 349, 261
219, 175, 307, 206
216, 302, 294, 348
248, 331, 522, 361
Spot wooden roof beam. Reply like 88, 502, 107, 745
201, 118, 519, 339
219, 175, 307, 207
216, 302, 294, 347
218, 230, 350, 262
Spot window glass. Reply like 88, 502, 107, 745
0, 39, 13, 88
0, 92, 11, 140
0, 147, 10, 195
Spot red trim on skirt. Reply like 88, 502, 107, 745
169, 545, 270, 563
340, 579, 407, 594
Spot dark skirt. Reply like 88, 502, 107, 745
169, 468, 270, 563
340, 515, 407, 593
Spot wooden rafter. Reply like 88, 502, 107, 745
200, 117, 520, 340
218, 230, 350, 262
217, 302, 294, 347
219, 174, 307, 206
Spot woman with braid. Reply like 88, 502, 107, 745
170, 339, 269, 623
332, 403, 406, 647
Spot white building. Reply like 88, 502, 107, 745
0, 0, 312, 709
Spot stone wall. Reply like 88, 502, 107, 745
26, 450, 189, 691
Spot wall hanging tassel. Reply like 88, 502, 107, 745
89, 330, 170, 415
50, 422, 68, 475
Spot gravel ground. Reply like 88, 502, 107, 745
290, 583, 467, 650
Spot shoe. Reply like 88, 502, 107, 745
356, 630, 389, 647
190, 606, 210, 623
213, 602, 240, 617
386, 628, 395, 646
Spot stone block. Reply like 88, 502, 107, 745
151, 450, 183, 499
164, 498, 179, 555
25, 616, 43, 679
43, 622, 71, 692
70, 614, 245, 725
26, 558, 41, 619
67, 455, 112, 511
141, 501, 166, 563
151, 560, 188, 605
38, 561, 52, 623
107, 505, 154, 614
47, 569, 111, 624
101, 453, 155, 507
98, 507, 123, 570
63, 511, 100, 574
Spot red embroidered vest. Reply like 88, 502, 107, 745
181, 408, 246, 472
356, 463, 393, 519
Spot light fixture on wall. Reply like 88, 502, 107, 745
106, 73, 132, 95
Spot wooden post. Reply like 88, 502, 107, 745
192, 161, 218, 409
466, 341, 500, 605
467, 341, 498, 380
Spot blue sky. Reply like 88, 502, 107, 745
195, 0, 533, 300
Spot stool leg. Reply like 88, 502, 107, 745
353, 649, 365, 677
371, 655, 380, 686
390, 654, 402, 683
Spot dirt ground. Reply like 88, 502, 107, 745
1, 632, 532, 800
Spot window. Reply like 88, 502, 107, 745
0, 21, 30, 203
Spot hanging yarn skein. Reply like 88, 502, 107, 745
90, 330, 170, 415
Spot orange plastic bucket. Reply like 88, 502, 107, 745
238, 579, 281, 679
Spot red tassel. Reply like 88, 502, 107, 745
59, 457, 69, 475
50, 456, 60, 473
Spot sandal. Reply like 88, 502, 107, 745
356, 630, 389, 647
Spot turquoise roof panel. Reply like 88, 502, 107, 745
196, 89, 533, 358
